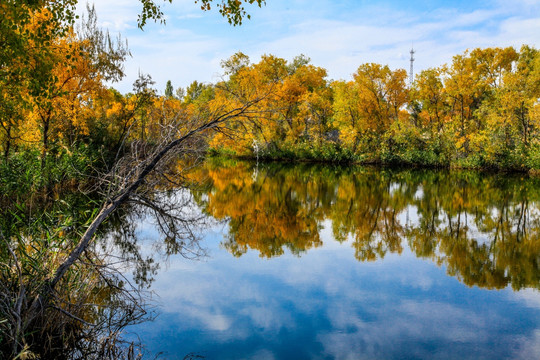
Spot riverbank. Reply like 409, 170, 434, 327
208, 142, 537, 174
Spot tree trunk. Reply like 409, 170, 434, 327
41, 112, 50, 172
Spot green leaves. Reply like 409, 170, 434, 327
137, 0, 266, 28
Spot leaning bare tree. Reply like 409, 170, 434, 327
0, 72, 272, 358
50, 91, 267, 291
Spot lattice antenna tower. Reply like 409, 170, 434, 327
409, 46, 415, 87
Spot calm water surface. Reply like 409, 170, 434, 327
131, 160, 540, 359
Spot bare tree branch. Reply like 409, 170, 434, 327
49, 96, 264, 290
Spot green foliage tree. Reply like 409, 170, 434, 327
165, 80, 174, 98
137, 0, 266, 28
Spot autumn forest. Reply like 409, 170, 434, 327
2, 6, 540, 189
2, 0, 540, 359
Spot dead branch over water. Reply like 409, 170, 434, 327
0, 88, 268, 358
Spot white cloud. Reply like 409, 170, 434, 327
512, 288, 540, 309
516, 329, 540, 359
77, 0, 139, 31
79, 1, 540, 93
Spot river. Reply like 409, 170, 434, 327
122, 160, 540, 359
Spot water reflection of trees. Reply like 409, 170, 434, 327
0, 181, 209, 359
192, 160, 540, 290
0, 191, 149, 359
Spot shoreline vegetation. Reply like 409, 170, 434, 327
209, 152, 536, 173
1, 0, 539, 358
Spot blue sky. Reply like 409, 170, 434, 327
78, 0, 540, 94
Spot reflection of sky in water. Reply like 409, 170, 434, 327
129, 220, 540, 360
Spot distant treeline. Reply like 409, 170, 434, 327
207, 48, 540, 170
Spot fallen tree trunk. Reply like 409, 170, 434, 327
50, 98, 261, 290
